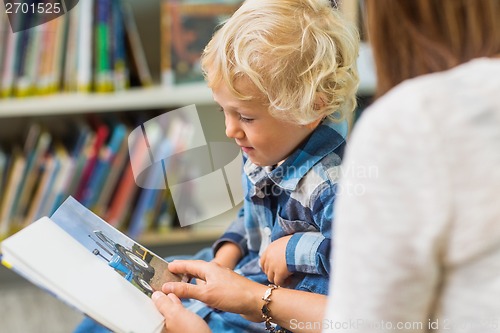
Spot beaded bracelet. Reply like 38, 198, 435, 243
261, 284, 287, 333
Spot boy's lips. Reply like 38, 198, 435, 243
238, 145, 254, 153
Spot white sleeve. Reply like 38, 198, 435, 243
323, 90, 451, 333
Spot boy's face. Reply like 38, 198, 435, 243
212, 80, 319, 167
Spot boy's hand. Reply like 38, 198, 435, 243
260, 235, 293, 286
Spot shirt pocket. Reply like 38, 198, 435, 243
274, 214, 317, 240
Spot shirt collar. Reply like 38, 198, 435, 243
244, 118, 345, 191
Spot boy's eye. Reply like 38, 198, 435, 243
218, 106, 253, 123
239, 115, 254, 123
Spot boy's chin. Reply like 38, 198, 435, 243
246, 156, 267, 167
247, 156, 281, 168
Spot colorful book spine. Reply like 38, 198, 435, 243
75, 120, 109, 201
77, 0, 94, 92
0, 148, 26, 239
95, 0, 113, 92
12, 130, 52, 227
21, 20, 44, 97
112, 0, 128, 91
14, 8, 36, 97
36, 19, 57, 95
63, 2, 81, 91
48, 15, 67, 94
121, 0, 152, 87
0, 8, 7, 89
43, 144, 73, 217
23, 155, 59, 226
93, 125, 130, 216
81, 122, 127, 208
1, 9, 23, 98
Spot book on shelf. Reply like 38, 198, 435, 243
0, 9, 7, 82
80, 121, 129, 209
11, 125, 52, 229
94, 0, 114, 93
23, 153, 58, 226
32, 142, 74, 220
19, 15, 46, 96
74, 117, 110, 201
160, 0, 242, 86
1, 5, 22, 98
63, 0, 81, 91
0, 147, 25, 238
121, 0, 153, 88
0, 147, 8, 202
0, 196, 187, 333
111, 0, 129, 91
93, 124, 131, 216
13, 8, 36, 97
76, 0, 94, 92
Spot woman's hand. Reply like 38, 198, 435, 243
161, 260, 267, 322
152, 291, 211, 333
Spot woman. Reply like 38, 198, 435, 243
324, 0, 500, 332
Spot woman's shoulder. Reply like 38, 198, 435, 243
375, 57, 500, 108
354, 58, 500, 140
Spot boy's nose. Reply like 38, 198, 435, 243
225, 118, 244, 139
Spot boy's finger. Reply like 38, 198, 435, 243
274, 274, 285, 287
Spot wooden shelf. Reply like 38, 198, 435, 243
0, 83, 214, 118
139, 228, 224, 247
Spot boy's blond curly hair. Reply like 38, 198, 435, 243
201, 0, 359, 125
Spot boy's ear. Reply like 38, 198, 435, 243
305, 92, 327, 130
313, 92, 327, 111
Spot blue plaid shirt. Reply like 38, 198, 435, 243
192, 118, 346, 332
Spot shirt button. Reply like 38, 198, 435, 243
256, 190, 265, 198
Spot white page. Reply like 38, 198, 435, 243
1, 217, 164, 333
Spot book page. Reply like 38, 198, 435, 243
50, 196, 184, 294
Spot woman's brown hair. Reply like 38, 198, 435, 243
365, 0, 500, 97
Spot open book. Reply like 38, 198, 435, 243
0, 196, 186, 333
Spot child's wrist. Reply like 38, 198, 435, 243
213, 242, 242, 268
211, 257, 234, 269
